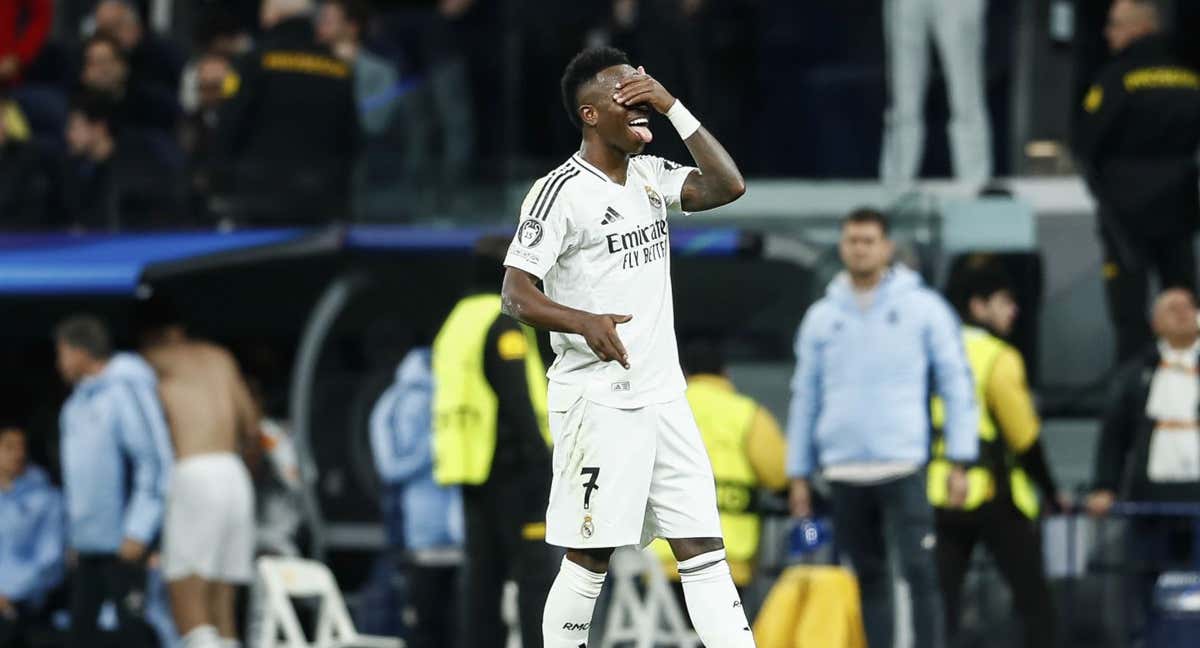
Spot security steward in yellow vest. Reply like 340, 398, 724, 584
431, 240, 558, 648
1073, 0, 1200, 363
930, 266, 1063, 648
651, 339, 788, 590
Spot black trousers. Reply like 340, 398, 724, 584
67, 554, 158, 648
404, 563, 459, 648
1125, 517, 1197, 641
459, 465, 559, 648
936, 500, 1055, 648
1100, 224, 1198, 363
0, 611, 25, 648
830, 471, 945, 648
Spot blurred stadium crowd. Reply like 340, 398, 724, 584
0, 0, 771, 227
3, 0, 1200, 647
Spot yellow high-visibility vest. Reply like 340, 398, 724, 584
652, 376, 761, 582
928, 327, 1039, 519
432, 294, 549, 485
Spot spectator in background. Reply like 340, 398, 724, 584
370, 347, 463, 648
0, 0, 52, 89
61, 92, 182, 230
179, 8, 251, 115
317, 0, 400, 136
61, 92, 121, 229
80, 33, 178, 132
427, 0, 475, 197
1073, 0, 1200, 364
880, 0, 992, 191
0, 425, 66, 648
179, 53, 233, 222
216, 0, 360, 224
650, 338, 788, 594
786, 208, 977, 648
934, 263, 1061, 648
1087, 288, 1200, 637
55, 314, 174, 648
384, 0, 477, 209
92, 0, 184, 93
0, 94, 55, 228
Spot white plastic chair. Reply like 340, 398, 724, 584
600, 547, 699, 648
255, 556, 403, 648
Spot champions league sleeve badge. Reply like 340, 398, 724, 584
517, 219, 544, 247
644, 185, 663, 210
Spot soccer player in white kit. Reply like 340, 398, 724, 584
501, 47, 752, 647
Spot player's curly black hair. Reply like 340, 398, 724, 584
560, 46, 630, 129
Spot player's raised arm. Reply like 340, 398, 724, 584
613, 66, 745, 212
501, 267, 632, 369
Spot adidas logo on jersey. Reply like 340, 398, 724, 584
601, 207, 624, 225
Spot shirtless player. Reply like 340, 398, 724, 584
139, 302, 261, 648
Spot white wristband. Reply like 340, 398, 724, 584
666, 100, 701, 139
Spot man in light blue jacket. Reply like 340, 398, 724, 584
786, 208, 978, 648
55, 314, 174, 648
0, 424, 66, 647
370, 347, 462, 648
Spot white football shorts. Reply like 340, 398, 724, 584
544, 386, 722, 549
162, 452, 256, 583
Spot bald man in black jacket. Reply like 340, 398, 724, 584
1073, 0, 1200, 363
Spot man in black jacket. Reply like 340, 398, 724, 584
1073, 0, 1200, 363
1087, 287, 1200, 637
0, 96, 55, 228
216, 0, 361, 224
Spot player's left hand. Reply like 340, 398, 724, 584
614, 66, 676, 114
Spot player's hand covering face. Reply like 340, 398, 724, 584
585, 65, 675, 154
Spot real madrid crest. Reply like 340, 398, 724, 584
645, 185, 663, 210
581, 515, 595, 539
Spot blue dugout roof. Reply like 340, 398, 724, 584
344, 225, 743, 255
0, 225, 746, 296
0, 229, 309, 296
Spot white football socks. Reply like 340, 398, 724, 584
542, 556, 606, 647
678, 549, 757, 647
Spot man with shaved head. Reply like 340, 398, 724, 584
1088, 287, 1200, 638
1074, 0, 1200, 363
500, 46, 749, 647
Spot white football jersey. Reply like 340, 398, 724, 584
504, 152, 698, 409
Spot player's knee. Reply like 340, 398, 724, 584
668, 537, 725, 562
565, 547, 614, 573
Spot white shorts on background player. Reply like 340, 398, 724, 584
162, 452, 255, 583
544, 385, 722, 548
